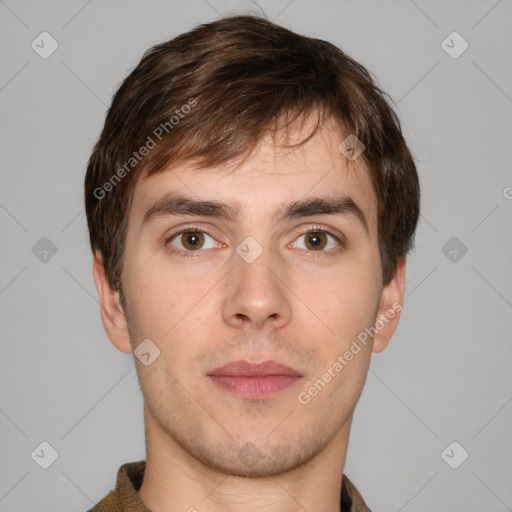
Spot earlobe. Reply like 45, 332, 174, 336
92, 251, 133, 354
372, 256, 406, 353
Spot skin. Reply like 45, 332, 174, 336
93, 114, 406, 512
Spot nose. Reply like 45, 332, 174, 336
222, 247, 292, 331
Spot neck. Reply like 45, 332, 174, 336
138, 404, 352, 512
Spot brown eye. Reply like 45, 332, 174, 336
168, 230, 217, 253
304, 232, 328, 250
180, 231, 204, 250
295, 229, 340, 252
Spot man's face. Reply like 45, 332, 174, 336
108, 116, 396, 477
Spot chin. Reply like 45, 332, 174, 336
189, 432, 327, 478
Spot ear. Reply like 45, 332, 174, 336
92, 250, 133, 354
372, 256, 406, 353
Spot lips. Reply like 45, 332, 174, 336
207, 360, 303, 399
209, 360, 302, 377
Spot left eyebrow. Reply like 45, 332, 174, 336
274, 195, 369, 234
142, 193, 369, 235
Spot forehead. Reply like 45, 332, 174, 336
129, 116, 378, 233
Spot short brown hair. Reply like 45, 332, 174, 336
85, 14, 420, 299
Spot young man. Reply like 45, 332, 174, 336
85, 14, 420, 512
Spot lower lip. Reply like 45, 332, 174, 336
208, 375, 302, 399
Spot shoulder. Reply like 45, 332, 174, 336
87, 460, 147, 512
342, 474, 372, 512
86, 489, 120, 511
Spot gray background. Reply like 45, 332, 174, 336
1, 0, 511, 510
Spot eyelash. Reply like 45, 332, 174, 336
165, 224, 344, 259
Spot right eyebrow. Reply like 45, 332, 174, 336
142, 193, 240, 226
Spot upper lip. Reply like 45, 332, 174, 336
208, 360, 302, 377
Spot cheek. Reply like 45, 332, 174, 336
302, 265, 381, 350
122, 260, 181, 342
124, 264, 220, 374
